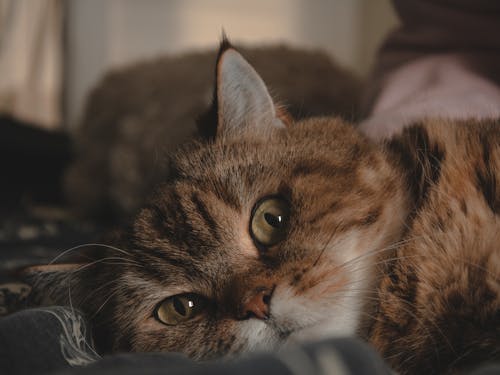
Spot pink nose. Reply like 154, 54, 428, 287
242, 290, 271, 320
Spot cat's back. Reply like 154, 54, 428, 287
385, 118, 500, 234
370, 119, 500, 374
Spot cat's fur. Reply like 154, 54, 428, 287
25, 42, 499, 374
64, 45, 361, 221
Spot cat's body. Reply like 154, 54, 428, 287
370, 120, 500, 373
24, 42, 499, 374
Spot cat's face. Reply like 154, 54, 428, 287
26, 42, 408, 359
114, 121, 407, 357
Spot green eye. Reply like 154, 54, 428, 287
250, 197, 290, 247
155, 293, 207, 325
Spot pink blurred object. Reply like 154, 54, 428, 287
361, 0, 500, 140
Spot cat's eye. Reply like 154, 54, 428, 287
155, 293, 207, 325
250, 197, 290, 247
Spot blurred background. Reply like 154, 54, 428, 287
0, 0, 398, 273
1, 0, 397, 131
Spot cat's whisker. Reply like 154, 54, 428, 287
370, 291, 456, 358
92, 289, 121, 318
48, 243, 134, 265
337, 253, 426, 275
32, 256, 140, 292
330, 245, 490, 362
446, 347, 475, 371
34, 256, 143, 306
312, 221, 343, 268
335, 280, 439, 329
396, 351, 420, 370
67, 278, 75, 316
53, 257, 142, 323
332, 297, 438, 366
357, 310, 388, 327
306, 230, 422, 284
70, 257, 144, 275
392, 229, 500, 283
432, 251, 499, 283
327, 235, 425, 275
362, 295, 437, 339
82, 279, 119, 304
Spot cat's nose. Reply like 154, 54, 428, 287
242, 289, 271, 320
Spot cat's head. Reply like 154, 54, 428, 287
25, 40, 408, 358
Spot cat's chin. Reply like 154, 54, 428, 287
253, 312, 360, 353
281, 315, 359, 345
265, 283, 364, 349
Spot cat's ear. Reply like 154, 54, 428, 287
20, 263, 82, 305
198, 38, 291, 139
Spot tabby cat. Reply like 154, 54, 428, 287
25, 40, 500, 374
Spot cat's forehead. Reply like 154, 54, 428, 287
168, 139, 294, 208
172, 119, 372, 184
135, 179, 258, 258
132, 119, 382, 267
173, 133, 285, 179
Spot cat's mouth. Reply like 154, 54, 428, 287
262, 319, 292, 340
234, 310, 336, 356
265, 285, 323, 334
265, 306, 324, 345
246, 314, 333, 353
263, 281, 363, 345
266, 314, 354, 351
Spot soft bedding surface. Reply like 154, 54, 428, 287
0, 306, 390, 375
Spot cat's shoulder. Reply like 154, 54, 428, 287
387, 117, 499, 154
371, 117, 500, 373
384, 118, 500, 213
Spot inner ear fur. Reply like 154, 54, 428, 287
197, 37, 292, 140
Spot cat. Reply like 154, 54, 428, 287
24, 40, 500, 374
64, 44, 361, 222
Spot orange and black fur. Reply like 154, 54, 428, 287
369, 121, 500, 374
24, 41, 499, 374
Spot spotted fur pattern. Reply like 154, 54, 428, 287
23, 44, 499, 373
368, 120, 500, 374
